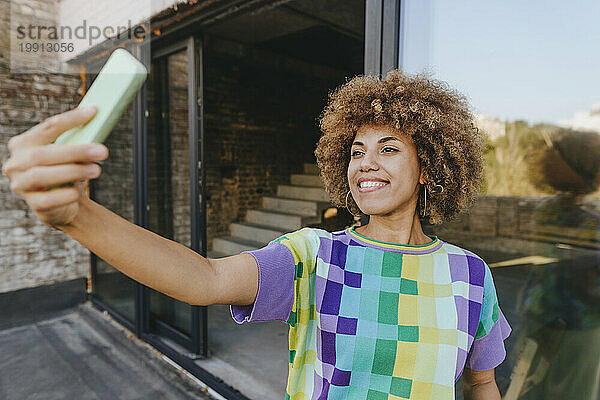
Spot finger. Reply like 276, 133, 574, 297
2, 143, 108, 176
7, 105, 97, 151
24, 186, 82, 212
10, 163, 101, 194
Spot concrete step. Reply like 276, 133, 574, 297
245, 209, 321, 231
261, 196, 322, 216
230, 222, 285, 244
303, 163, 319, 175
277, 185, 330, 202
212, 236, 265, 256
290, 174, 322, 187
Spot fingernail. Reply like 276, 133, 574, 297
86, 164, 100, 177
88, 146, 105, 157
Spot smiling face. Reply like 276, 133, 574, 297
347, 124, 424, 217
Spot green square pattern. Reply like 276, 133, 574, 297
381, 252, 403, 277
398, 325, 419, 342
390, 377, 413, 398
371, 339, 397, 375
366, 389, 389, 400
296, 261, 303, 278
378, 291, 399, 324
400, 278, 418, 295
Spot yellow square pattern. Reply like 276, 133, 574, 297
393, 342, 418, 379
400, 255, 419, 280
430, 384, 454, 398
305, 349, 317, 364
434, 284, 452, 297
297, 278, 311, 310
417, 255, 434, 283
417, 296, 437, 328
417, 282, 435, 297
419, 326, 439, 344
410, 381, 433, 399
298, 305, 312, 325
439, 329, 458, 346
398, 294, 418, 325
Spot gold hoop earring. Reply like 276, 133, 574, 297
345, 190, 361, 218
420, 184, 443, 217
423, 185, 427, 217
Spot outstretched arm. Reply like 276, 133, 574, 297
59, 197, 259, 306
3, 106, 259, 307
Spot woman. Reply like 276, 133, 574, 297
3, 69, 510, 399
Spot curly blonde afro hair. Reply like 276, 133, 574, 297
315, 69, 485, 225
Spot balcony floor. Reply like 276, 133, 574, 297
0, 304, 215, 400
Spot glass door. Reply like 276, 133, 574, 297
143, 37, 207, 356
89, 67, 137, 329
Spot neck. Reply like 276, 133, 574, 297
354, 209, 431, 246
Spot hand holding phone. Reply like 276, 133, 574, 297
2, 106, 106, 227
50, 48, 147, 190
55, 48, 148, 145
2, 48, 147, 227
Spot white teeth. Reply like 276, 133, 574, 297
359, 181, 388, 188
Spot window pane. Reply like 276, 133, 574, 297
92, 70, 136, 323
402, 1, 600, 398
147, 49, 192, 338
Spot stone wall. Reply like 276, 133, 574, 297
0, 0, 88, 293
425, 195, 599, 259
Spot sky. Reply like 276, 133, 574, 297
400, 0, 600, 125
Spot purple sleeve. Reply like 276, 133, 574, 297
230, 241, 295, 324
466, 309, 512, 371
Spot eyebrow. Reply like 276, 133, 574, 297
352, 136, 402, 146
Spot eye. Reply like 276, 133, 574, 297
351, 149, 363, 157
382, 147, 398, 153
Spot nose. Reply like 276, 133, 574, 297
359, 150, 379, 171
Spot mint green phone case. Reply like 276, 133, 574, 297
54, 48, 148, 145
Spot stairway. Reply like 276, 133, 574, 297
207, 163, 332, 258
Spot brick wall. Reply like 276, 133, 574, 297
0, 0, 88, 293
146, 49, 191, 247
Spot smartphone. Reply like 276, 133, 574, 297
54, 48, 148, 145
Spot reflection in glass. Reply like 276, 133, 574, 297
401, 1, 600, 398
515, 130, 600, 399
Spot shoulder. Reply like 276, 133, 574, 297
273, 227, 331, 245
438, 241, 489, 288
271, 227, 332, 258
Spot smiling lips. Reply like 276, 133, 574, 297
357, 180, 390, 192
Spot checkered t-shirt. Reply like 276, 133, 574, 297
231, 227, 511, 399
